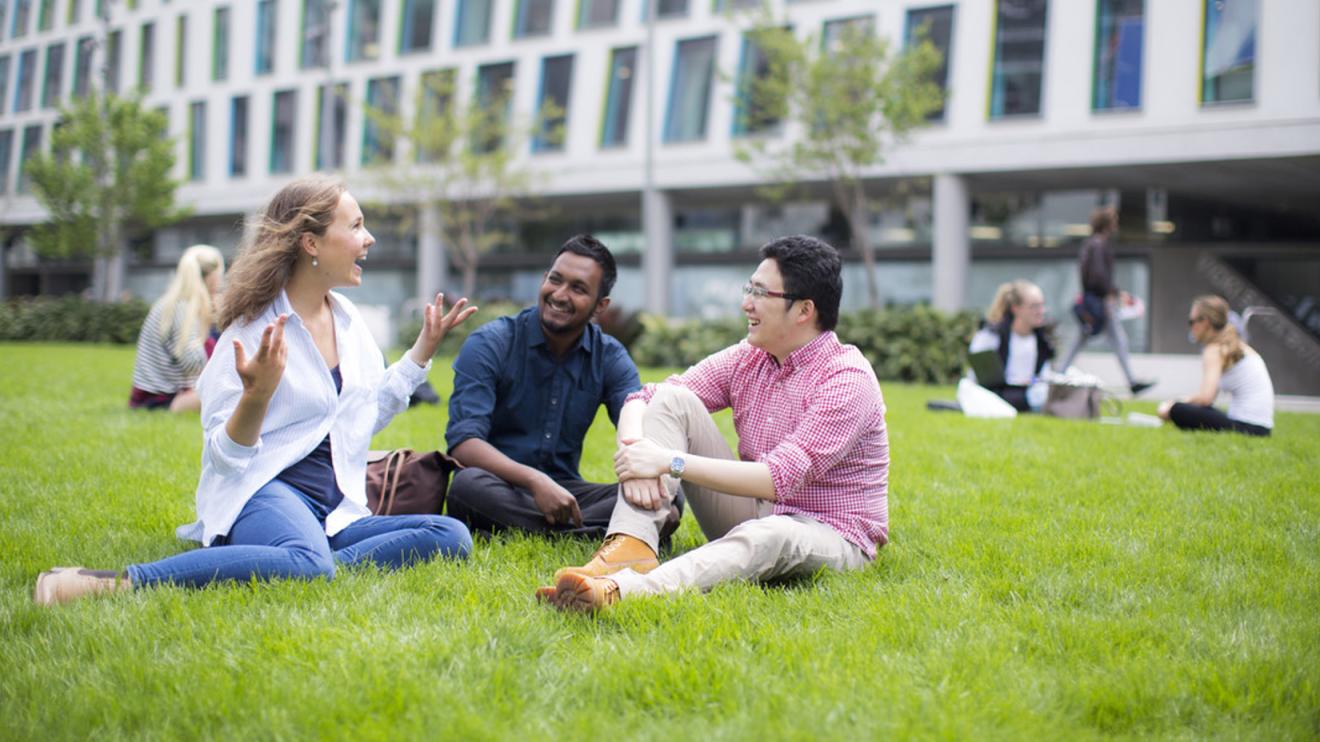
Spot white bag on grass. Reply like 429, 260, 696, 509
956, 378, 1018, 419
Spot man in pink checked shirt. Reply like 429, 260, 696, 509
539, 235, 890, 612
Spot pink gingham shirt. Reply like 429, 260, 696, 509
629, 331, 889, 558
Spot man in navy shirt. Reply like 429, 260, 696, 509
446, 235, 671, 538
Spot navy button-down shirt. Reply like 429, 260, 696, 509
445, 306, 641, 481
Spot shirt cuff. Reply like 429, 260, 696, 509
209, 427, 261, 475
394, 355, 433, 389
625, 384, 658, 405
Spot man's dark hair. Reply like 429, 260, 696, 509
759, 235, 843, 331
554, 233, 617, 300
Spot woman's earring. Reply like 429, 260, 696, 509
312, 257, 319, 267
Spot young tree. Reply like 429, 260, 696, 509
25, 92, 188, 301
733, 18, 944, 307
364, 71, 559, 300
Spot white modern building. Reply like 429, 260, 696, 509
1, 0, 1318, 391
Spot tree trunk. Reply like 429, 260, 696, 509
846, 185, 880, 308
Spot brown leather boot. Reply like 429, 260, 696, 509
549, 572, 620, 613
33, 567, 131, 606
553, 533, 657, 583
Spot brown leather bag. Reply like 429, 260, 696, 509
365, 449, 462, 516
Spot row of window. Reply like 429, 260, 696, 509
0, 1, 1271, 193
0, 0, 1264, 128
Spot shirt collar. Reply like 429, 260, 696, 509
522, 306, 594, 356
779, 330, 835, 372
273, 289, 353, 329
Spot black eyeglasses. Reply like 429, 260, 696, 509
742, 283, 800, 302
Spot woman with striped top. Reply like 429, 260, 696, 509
1158, 295, 1275, 437
35, 175, 479, 605
128, 244, 225, 412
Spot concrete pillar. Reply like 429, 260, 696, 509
932, 173, 970, 313
417, 202, 448, 303
642, 188, 673, 316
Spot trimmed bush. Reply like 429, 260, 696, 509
0, 296, 150, 344
632, 305, 979, 384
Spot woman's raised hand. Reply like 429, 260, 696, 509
410, 293, 479, 365
233, 314, 288, 399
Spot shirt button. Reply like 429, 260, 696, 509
544, 433, 552, 439
551, 398, 557, 406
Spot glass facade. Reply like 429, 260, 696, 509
822, 15, 872, 53
188, 100, 205, 181
578, 0, 617, 29
664, 36, 716, 143
301, 0, 329, 69
255, 0, 277, 75
14, 48, 35, 112
347, 0, 381, 62
137, 22, 152, 92
732, 29, 783, 137
474, 61, 514, 152
72, 36, 92, 97
212, 7, 229, 82
1093, 0, 1142, 110
416, 68, 454, 162
1201, 0, 1255, 103
654, 0, 686, 19
453, 0, 491, 47
533, 54, 572, 153
229, 95, 247, 177
398, 0, 433, 54
314, 81, 347, 169
11, 0, 31, 39
989, 0, 1048, 118
515, 0, 553, 38
599, 46, 635, 148
105, 28, 121, 92
905, 5, 955, 121
41, 42, 63, 109
0, 129, 12, 194
270, 89, 296, 173
0, 56, 8, 115
18, 123, 41, 193
173, 15, 185, 87
362, 76, 398, 165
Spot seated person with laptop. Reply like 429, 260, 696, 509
967, 280, 1055, 412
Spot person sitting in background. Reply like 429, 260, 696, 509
968, 280, 1054, 412
129, 244, 225, 413
35, 175, 477, 606
1157, 295, 1274, 437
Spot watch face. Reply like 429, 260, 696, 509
670, 455, 685, 477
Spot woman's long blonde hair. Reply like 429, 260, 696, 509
218, 175, 346, 330
986, 280, 1039, 326
158, 244, 224, 358
1192, 295, 1246, 370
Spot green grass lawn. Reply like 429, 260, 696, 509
2, 342, 1318, 739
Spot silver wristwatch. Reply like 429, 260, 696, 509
669, 454, 686, 480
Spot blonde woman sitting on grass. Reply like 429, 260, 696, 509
1157, 295, 1274, 437
129, 244, 225, 412
36, 175, 478, 605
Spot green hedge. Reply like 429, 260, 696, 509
0, 296, 150, 344
4, 295, 979, 383
633, 305, 979, 384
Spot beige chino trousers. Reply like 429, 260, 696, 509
607, 385, 867, 598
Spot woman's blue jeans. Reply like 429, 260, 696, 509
126, 479, 472, 588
